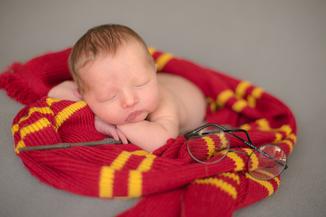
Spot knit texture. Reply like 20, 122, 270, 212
1, 48, 297, 217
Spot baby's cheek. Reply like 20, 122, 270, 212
101, 107, 126, 124
88, 102, 122, 124
144, 91, 160, 112
138, 80, 160, 112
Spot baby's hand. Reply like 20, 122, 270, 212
94, 116, 128, 144
48, 80, 81, 101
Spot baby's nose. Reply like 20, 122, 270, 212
121, 89, 139, 108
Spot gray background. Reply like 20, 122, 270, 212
1, 0, 325, 216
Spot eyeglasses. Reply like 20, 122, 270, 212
184, 123, 288, 180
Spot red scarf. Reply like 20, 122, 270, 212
0, 48, 297, 217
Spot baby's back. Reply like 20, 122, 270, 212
157, 73, 207, 133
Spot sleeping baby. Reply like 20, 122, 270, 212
48, 24, 207, 152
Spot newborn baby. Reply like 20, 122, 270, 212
48, 24, 207, 152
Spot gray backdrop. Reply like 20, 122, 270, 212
1, 0, 325, 217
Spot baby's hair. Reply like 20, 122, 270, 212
68, 24, 153, 93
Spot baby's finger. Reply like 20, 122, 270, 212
116, 129, 128, 144
108, 128, 119, 141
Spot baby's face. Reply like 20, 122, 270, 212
79, 40, 159, 124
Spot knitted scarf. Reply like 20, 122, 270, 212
0, 48, 297, 217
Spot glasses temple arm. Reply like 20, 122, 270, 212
224, 129, 254, 144
184, 123, 224, 139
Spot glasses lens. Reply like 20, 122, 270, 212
186, 126, 229, 164
249, 144, 287, 180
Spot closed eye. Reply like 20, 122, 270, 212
135, 80, 150, 87
108, 94, 117, 100
98, 94, 117, 102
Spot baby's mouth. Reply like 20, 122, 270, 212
125, 110, 145, 122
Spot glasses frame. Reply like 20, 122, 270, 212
184, 123, 288, 179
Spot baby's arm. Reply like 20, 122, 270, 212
117, 117, 179, 152
117, 87, 179, 152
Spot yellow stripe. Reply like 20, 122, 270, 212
46, 97, 62, 106
195, 177, 237, 199
217, 132, 228, 149
28, 107, 53, 115
136, 154, 156, 172
245, 173, 274, 196
221, 173, 240, 185
11, 124, 19, 135
235, 81, 251, 98
256, 119, 271, 131
156, 53, 173, 71
13, 107, 54, 134
131, 150, 156, 172
15, 140, 26, 153
129, 151, 156, 197
274, 176, 280, 187
251, 87, 264, 98
203, 136, 216, 159
217, 90, 234, 107
243, 149, 259, 171
240, 123, 251, 131
254, 120, 292, 140
247, 95, 256, 107
128, 170, 142, 197
99, 150, 154, 198
131, 150, 152, 156
14, 118, 52, 153
273, 133, 283, 143
20, 118, 52, 138
110, 151, 132, 170
278, 125, 292, 136
232, 99, 247, 112
210, 103, 217, 112
246, 87, 264, 107
289, 133, 297, 143
207, 97, 217, 112
55, 101, 87, 129
227, 152, 245, 171
99, 166, 115, 198
253, 121, 294, 147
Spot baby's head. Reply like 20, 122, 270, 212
69, 24, 159, 124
